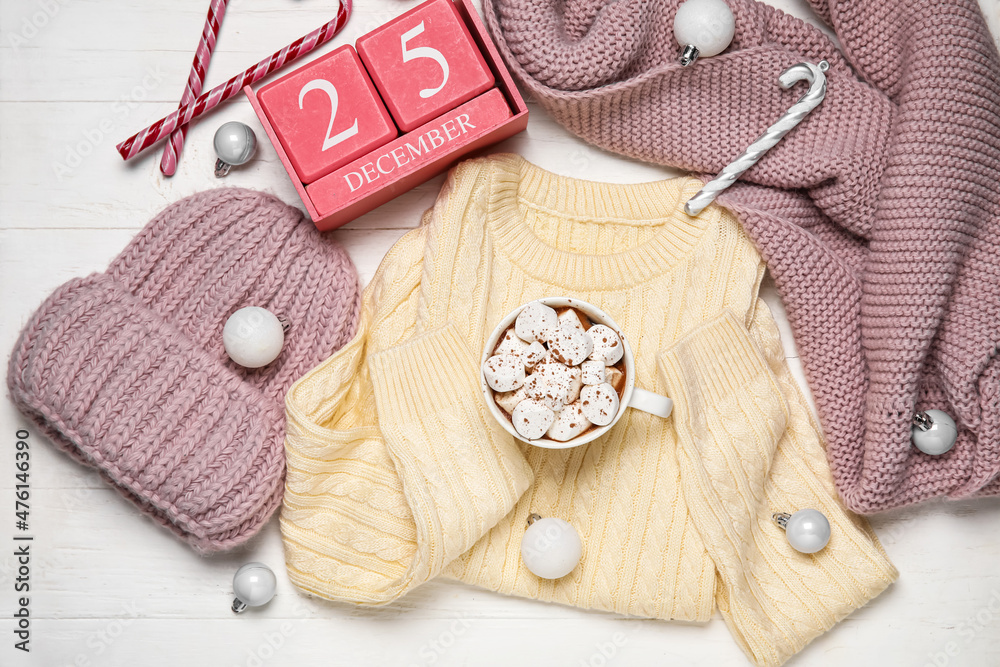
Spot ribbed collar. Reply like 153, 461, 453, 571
486, 155, 720, 290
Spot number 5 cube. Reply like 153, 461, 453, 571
258, 45, 397, 184
357, 0, 495, 132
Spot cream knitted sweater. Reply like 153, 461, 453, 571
281, 154, 897, 667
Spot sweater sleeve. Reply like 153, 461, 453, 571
658, 310, 897, 667
282, 304, 533, 603
366, 322, 534, 594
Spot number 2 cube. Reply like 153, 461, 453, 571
257, 45, 397, 184
357, 0, 495, 132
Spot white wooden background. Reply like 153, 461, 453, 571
2, 1, 1000, 665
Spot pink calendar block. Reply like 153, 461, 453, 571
306, 87, 512, 216
356, 0, 494, 132
244, 0, 529, 231
257, 44, 397, 184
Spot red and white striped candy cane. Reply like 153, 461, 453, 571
160, 0, 230, 176
117, 0, 352, 162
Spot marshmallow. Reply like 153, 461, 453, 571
495, 327, 528, 360
581, 360, 606, 385
557, 308, 588, 332
512, 399, 556, 440
495, 386, 527, 413
534, 350, 555, 367
580, 382, 620, 426
524, 362, 575, 411
525, 381, 564, 411
523, 341, 547, 368
484, 355, 525, 392
515, 302, 558, 343
588, 325, 624, 365
566, 366, 583, 404
546, 401, 592, 442
548, 325, 594, 366
605, 366, 625, 393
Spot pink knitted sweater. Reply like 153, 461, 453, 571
484, 0, 1000, 513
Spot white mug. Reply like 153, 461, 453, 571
480, 297, 673, 449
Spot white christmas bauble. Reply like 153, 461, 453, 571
673, 0, 736, 58
784, 509, 831, 554
232, 562, 277, 609
911, 409, 957, 456
223, 307, 285, 368
520, 517, 582, 579
214, 121, 257, 167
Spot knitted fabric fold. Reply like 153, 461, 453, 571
484, 0, 1000, 512
7, 188, 361, 552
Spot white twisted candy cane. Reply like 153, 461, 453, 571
685, 60, 830, 217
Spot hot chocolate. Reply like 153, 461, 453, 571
483, 302, 627, 442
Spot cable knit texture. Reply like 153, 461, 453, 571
483, 0, 1000, 513
7, 188, 361, 552
281, 156, 897, 667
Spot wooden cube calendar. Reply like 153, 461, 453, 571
257, 45, 397, 184
356, 0, 495, 132
245, 0, 528, 231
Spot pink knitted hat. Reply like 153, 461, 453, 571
7, 188, 360, 551
485, 0, 1000, 512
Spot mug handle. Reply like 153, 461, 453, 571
628, 388, 673, 419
